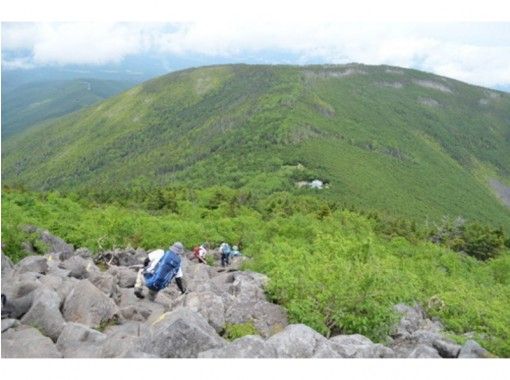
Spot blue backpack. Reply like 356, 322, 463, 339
144, 250, 181, 291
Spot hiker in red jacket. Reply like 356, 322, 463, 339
192, 243, 208, 264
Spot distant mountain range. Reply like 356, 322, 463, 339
1, 78, 135, 137
2, 64, 509, 229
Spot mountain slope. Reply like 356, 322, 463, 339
2, 64, 510, 228
1, 78, 134, 137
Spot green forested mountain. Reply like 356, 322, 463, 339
2, 64, 510, 228
1, 78, 134, 137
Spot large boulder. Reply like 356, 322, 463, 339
183, 291, 225, 333
56, 322, 107, 358
107, 266, 138, 288
1, 319, 20, 333
2, 325, 62, 358
407, 344, 441, 358
458, 340, 492, 358
1, 293, 35, 319
1, 251, 14, 276
95, 247, 146, 267
59, 255, 98, 279
329, 334, 394, 358
266, 324, 332, 358
117, 288, 167, 323
433, 339, 461, 358
100, 322, 151, 358
141, 307, 227, 358
15, 255, 48, 274
62, 279, 119, 327
225, 300, 288, 338
87, 270, 121, 303
199, 335, 277, 358
21, 287, 66, 341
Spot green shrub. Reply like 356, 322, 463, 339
223, 322, 258, 341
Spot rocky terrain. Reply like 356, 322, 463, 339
1, 229, 492, 358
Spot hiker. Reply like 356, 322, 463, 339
192, 243, 208, 264
219, 242, 231, 267
134, 241, 187, 301
231, 245, 242, 257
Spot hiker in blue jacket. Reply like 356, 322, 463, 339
219, 242, 231, 267
134, 241, 187, 301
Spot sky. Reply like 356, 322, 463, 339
2, 2, 510, 91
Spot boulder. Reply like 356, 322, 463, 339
100, 322, 150, 358
2, 325, 62, 358
183, 291, 226, 333
59, 255, 98, 279
39, 229, 74, 257
266, 324, 329, 358
1, 318, 20, 333
107, 266, 138, 288
21, 287, 66, 341
118, 288, 167, 323
141, 307, 227, 358
408, 344, 441, 358
433, 339, 461, 358
225, 300, 288, 338
458, 340, 492, 358
199, 335, 277, 358
75, 247, 92, 259
62, 279, 119, 327
15, 255, 48, 274
329, 334, 395, 358
39, 273, 64, 291
56, 322, 107, 358
96, 247, 145, 267
410, 329, 443, 346
88, 270, 121, 303
1, 293, 34, 319
1, 251, 14, 276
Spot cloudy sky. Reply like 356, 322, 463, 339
2, 1, 510, 90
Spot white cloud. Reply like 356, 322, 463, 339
2, 21, 510, 88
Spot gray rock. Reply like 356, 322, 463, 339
311, 342, 344, 358
2, 325, 62, 358
39, 274, 64, 291
433, 339, 461, 358
21, 287, 65, 341
15, 255, 48, 274
183, 291, 225, 333
56, 322, 107, 358
62, 279, 119, 327
39, 229, 74, 256
1, 318, 20, 332
408, 344, 441, 358
225, 300, 288, 338
199, 335, 277, 358
141, 307, 227, 358
1, 293, 34, 319
55, 277, 80, 301
88, 270, 120, 303
118, 288, 167, 323
410, 329, 443, 345
75, 247, 92, 259
59, 255, 98, 279
329, 334, 394, 358
458, 340, 492, 358
100, 322, 149, 358
108, 266, 138, 288
1, 251, 13, 276
10, 276, 41, 298
266, 324, 328, 358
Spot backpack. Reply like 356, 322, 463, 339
144, 250, 181, 291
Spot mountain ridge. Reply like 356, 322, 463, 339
2, 63, 510, 229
